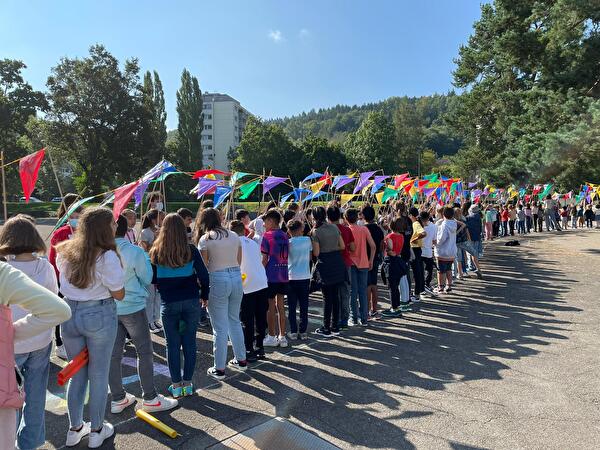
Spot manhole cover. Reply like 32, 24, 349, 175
210, 417, 339, 450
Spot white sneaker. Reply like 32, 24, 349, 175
66, 422, 90, 447
141, 394, 178, 413
110, 392, 136, 414
88, 422, 114, 448
278, 335, 289, 347
55, 344, 68, 360
286, 332, 298, 341
263, 335, 278, 347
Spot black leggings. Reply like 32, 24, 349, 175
322, 283, 341, 331
240, 288, 269, 352
422, 256, 434, 287
410, 248, 425, 296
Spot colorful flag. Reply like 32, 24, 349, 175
309, 179, 327, 193
18, 148, 45, 203
340, 194, 355, 205
380, 187, 397, 204
333, 175, 355, 189
293, 188, 311, 201
192, 169, 228, 179
370, 175, 389, 194
468, 182, 478, 188
280, 191, 295, 207
394, 173, 410, 188
239, 179, 261, 200
303, 191, 326, 202
302, 172, 324, 182
353, 171, 376, 194
196, 179, 221, 199
262, 176, 287, 194
213, 186, 232, 207
54, 196, 95, 230
134, 180, 151, 208
113, 180, 141, 220
230, 172, 250, 186
538, 183, 554, 200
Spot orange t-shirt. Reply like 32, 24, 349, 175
349, 224, 371, 269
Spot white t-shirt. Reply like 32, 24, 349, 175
422, 222, 437, 258
239, 236, 268, 294
8, 258, 59, 354
249, 217, 265, 242
57, 250, 125, 301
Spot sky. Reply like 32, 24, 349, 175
1, 0, 483, 129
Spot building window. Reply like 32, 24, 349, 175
206, 114, 212, 120
204, 125, 212, 130
203, 103, 212, 110
202, 135, 212, 141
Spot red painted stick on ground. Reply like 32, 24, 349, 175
57, 348, 89, 386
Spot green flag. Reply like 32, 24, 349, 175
54, 196, 95, 230
230, 171, 250, 186
538, 183, 554, 200
423, 173, 439, 183
239, 179, 260, 200
381, 187, 398, 204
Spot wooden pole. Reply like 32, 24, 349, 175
46, 147, 68, 222
1, 151, 7, 222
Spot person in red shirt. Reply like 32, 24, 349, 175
326, 205, 355, 329
48, 193, 83, 359
381, 218, 408, 318
500, 206, 509, 237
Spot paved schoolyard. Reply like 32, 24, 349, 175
36, 226, 600, 449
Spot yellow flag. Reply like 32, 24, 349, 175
340, 194, 355, 205
375, 192, 385, 204
400, 180, 413, 188
309, 179, 326, 193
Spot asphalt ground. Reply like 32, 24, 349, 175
32, 225, 600, 449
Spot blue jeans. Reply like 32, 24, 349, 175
61, 299, 117, 430
162, 298, 200, 383
15, 343, 52, 450
287, 279, 310, 333
207, 267, 247, 370
338, 266, 351, 327
350, 266, 368, 323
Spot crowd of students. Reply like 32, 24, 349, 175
0, 191, 597, 449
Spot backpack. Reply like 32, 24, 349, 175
0, 305, 25, 409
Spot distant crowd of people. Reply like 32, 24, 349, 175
1, 191, 597, 449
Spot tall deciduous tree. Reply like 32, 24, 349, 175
344, 111, 398, 172
175, 69, 203, 171
46, 45, 149, 193
393, 101, 426, 175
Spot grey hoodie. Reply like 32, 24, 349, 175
435, 219, 458, 259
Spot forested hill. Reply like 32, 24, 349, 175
270, 93, 463, 157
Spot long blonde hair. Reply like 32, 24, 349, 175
149, 213, 191, 268
56, 207, 119, 288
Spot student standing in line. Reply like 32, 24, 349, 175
434, 207, 458, 294
139, 209, 165, 333
109, 215, 178, 413
56, 207, 125, 448
0, 261, 70, 450
177, 208, 194, 243
285, 219, 312, 340
197, 208, 248, 379
408, 207, 427, 302
230, 220, 269, 361
381, 218, 408, 318
152, 214, 209, 396
122, 209, 138, 244
420, 211, 437, 293
346, 208, 375, 326
260, 209, 290, 348
0, 216, 67, 450
362, 205, 384, 318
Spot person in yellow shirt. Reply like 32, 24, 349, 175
409, 207, 427, 302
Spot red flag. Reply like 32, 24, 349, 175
113, 180, 141, 220
19, 148, 45, 203
192, 169, 229, 179
394, 173, 410, 188
417, 180, 429, 190
318, 171, 332, 185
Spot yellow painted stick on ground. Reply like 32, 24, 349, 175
136, 409, 178, 438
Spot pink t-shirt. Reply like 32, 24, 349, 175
349, 225, 370, 269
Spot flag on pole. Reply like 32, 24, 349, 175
195, 179, 221, 199
18, 148, 45, 203
54, 196, 95, 230
333, 175, 355, 190
192, 169, 228, 179
113, 180, 141, 220
394, 173, 410, 188
353, 171, 376, 194
262, 176, 287, 194
340, 194, 355, 205
302, 172, 323, 182
230, 172, 250, 186
213, 186, 232, 207
239, 179, 260, 200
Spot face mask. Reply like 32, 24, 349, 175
155, 202, 164, 211
69, 219, 79, 228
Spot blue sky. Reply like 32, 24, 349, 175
1, 0, 483, 129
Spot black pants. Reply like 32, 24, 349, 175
55, 325, 62, 346
322, 283, 341, 331
387, 256, 406, 309
508, 219, 515, 235
410, 247, 425, 296
422, 256, 434, 288
288, 279, 310, 334
240, 288, 269, 352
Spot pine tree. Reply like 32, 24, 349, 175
176, 68, 203, 171
153, 71, 167, 149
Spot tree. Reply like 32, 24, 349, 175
393, 102, 426, 175
140, 71, 167, 161
298, 134, 347, 176
45, 45, 150, 193
0, 59, 47, 199
175, 69, 203, 171
344, 111, 398, 172
231, 116, 303, 180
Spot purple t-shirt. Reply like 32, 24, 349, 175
261, 229, 289, 283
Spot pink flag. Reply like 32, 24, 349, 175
113, 180, 141, 220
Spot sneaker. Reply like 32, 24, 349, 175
433, 286, 445, 295
182, 384, 194, 396
381, 308, 401, 317
255, 348, 266, 360
286, 332, 298, 341
359, 320, 368, 327
110, 392, 136, 414
167, 384, 183, 399
277, 335, 289, 347
313, 327, 332, 337
142, 394, 178, 412
246, 351, 258, 362
399, 303, 411, 312
331, 328, 341, 336
348, 319, 358, 327
412, 295, 421, 303
88, 422, 114, 449
476, 270, 483, 280
263, 335, 278, 347
409, 295, 418, 303
369, 311, 382, 320
55, 344, 68, 360
456, 275, 463, 281
419, 293, 428, 301
228, 359, 248, 372
444, 285, 452, 293
149, 323, 160, 334
207, 367, 226, 380
66, 422, 90, 447
299, 332, 308, 340
424, 285, 435, 295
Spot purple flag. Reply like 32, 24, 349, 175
196, 179, 220, 199
353, 171, 376, 194
423, 187, 436, 197
468, 182, 478, 188
134, 180, 151, 208
262, 176, 287, 195
333, 176, 355, 189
